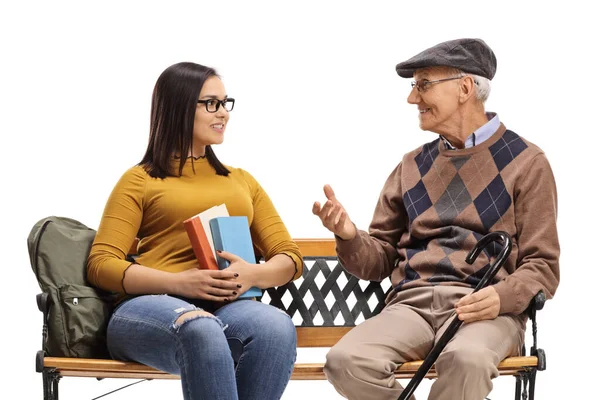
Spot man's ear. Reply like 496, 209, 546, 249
458, 76, 476, 104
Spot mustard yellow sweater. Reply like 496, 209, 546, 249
87, 158, 303, 294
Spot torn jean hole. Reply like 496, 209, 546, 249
171, 306, 228, 332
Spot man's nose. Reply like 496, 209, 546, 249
407, 87, 420, 104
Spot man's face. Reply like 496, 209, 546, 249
407, 67, 462, 134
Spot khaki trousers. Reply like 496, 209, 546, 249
324, 286, 526, 400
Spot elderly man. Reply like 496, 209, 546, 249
312, 38, 560, 400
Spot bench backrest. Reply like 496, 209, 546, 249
264, 239, 392, 347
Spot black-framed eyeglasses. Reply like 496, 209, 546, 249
197, 98, 235, 113
410, 77, 462, 93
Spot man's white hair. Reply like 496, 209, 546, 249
458, 70, 491, 103
426, 66, 492, 104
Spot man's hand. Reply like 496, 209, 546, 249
455, 286, 501, 323
312, 184, 357, 240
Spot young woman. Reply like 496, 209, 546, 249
87, 62, 303, 400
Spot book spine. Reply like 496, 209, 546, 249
209, 217, 262, 298
208, 219, 229, 270
183, 217, 219, 270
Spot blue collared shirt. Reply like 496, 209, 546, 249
441, 112, 500, 150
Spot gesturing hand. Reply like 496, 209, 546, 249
174, 268, 241, 302
455, 286, 501, 323
312, 184, 357, 240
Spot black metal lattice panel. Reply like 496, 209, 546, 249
262, 257, 393, 327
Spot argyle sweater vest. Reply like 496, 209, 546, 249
336, 125, 559, 315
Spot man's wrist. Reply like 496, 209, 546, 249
335, 232, 355, 241
337, 225, 358, 241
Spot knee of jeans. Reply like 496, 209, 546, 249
260, 309, 296, 345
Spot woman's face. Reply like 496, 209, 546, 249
192, 76, 230, 155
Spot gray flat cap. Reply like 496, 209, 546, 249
396, 38, 497, 80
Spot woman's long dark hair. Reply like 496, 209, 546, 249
139, 62, 230, 178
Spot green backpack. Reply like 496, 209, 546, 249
28, 216, 118, 358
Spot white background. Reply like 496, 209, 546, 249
1, 1, 597, 399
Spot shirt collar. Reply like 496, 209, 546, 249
441, 112, 500, 150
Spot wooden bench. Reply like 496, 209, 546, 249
36, 239, 546, 399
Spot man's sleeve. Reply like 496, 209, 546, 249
336, 162, 408, 282
494, 153, 560, 315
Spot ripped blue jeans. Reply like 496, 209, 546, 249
107, 295, 297, 400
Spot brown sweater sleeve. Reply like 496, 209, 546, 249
336, 162, 408, 281
494, 153, 560, 315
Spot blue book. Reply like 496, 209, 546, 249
209, 216, 262, 299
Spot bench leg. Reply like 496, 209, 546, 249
514, 369, 537, 400
514, 374, 522, 400
527, 370, 537, 400
42, 368, 60, 400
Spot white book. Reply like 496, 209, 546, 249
197, 204, 229, 258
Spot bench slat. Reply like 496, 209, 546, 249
45, 356, 538, 381
129, 238, 337, 257
297, 327, 353, 347
294, 239, 336, 257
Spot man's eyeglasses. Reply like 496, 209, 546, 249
197, 98, 235, 113
410, 77, 462, 93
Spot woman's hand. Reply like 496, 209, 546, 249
313, 184, 357, 240
173, 268, 241, 302
216, 250, 259, 299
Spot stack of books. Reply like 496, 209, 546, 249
183, 204, 261, 298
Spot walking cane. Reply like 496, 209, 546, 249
398, 231, 512, 400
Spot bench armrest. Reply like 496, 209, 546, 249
526, 290, 546, 371
37, 292, 50, 314
528, 290, 546, 316
36, 292, 51, 372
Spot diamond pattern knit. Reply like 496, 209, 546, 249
336, 124, 560, 315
